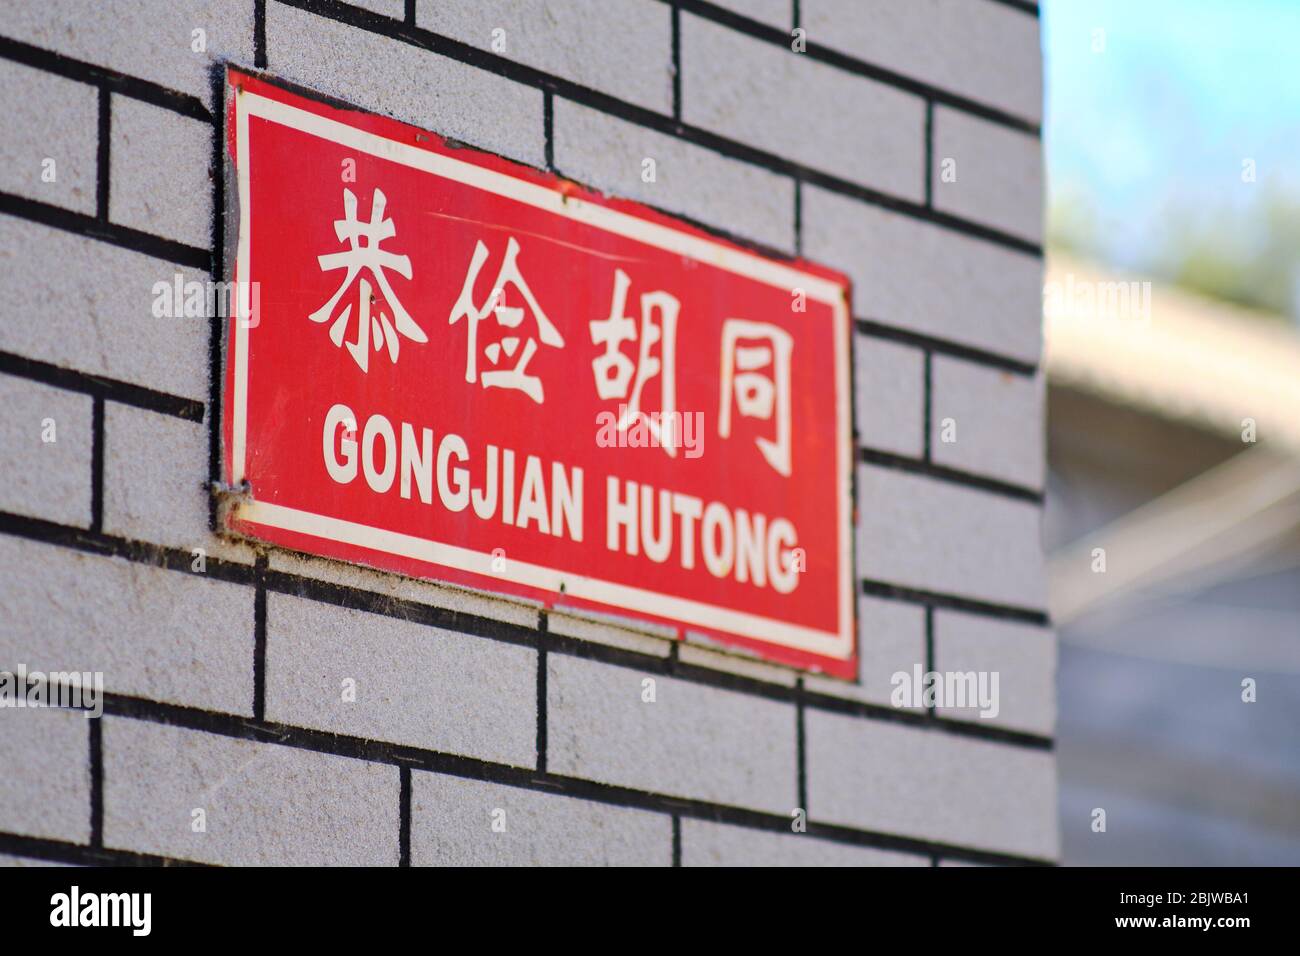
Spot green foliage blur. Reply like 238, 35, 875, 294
1050, 185, 1300, 323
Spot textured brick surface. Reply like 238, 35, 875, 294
546, 654, 798, 813
0, 374, 93, 527
0, 536, 254, 714
934, 611, 1055, 736
853, 334, 925, 457
103, 402, 253, 563
342, 0, 405, 17
857, 465, 1047, 610
681, 12, 925, 199
411, 772, 670, 865
418, 0, 674, 113
552, 96, 796, 251
2, 0, 255, 107
803, 185, 1043, 365
680, 819, 928, 866
265, 549, 540, 628
547, 609, 674, 658
805, 595, 927, 707
932, 106, 1043, 244
712, 0, 792, 29
806, 709, 1058, 858
110, 94, 212, 248
265, 593, 537, 766
930, 356, 1045, 488
802, 0, 1044, 123
0, 706, 90, 843
0, 217, 211, 401
103, 719, 399, 865
267, 2, 545, 167
677, 640, 799, 686
0, 57, 97, 214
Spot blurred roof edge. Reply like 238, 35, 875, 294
1044, 251, 1300, 453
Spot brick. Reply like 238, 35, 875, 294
0, 705, 90, 843
933, 610, 1054, 737
802, 0, 1044, 123
853, 334, 925, 457
548, 609, 674, 658
678, 639, 798, 686
681, 12, 925, 200
803, 184, 1042, 365
0, 536, 254, 714
102, 718, 399, 865
546, 654, 797, 813
681, 819, 928, 866
265, 549, 541, 629
552, 97, 795, 252
411, 772, 670, 865
805, 595, 926, 707
806, 709, 1058, 858
711, 0, 792, 29
110, 94, 212, 248
932, 107, 1042, 244
0, 217, 211, 401
856, 465, 1046, 609
343, 0, 405, 17
419, 0, 674, 113
930, 356, 1044, 488
0, 58, 97, 215
0, 374, 93, 527
265, 592, 537, 767
267, 2, 545, 167
2, 0, 255, 108
103, 402, 253, 563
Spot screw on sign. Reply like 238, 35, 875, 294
222, 69, 855, 677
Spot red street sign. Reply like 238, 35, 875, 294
221, 69, 856, 677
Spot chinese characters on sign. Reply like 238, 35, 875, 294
309, 187, 424, 373
590, 268, 681, 456
223, 70, 855, 676
448, 236, 565, 403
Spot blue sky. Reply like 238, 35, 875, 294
1042, 0, 1300, 268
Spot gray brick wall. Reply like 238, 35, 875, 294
930, 355, 1045, 489
102, 718, 400, 866
109, 95, 213, 247
0, 707, 91, 844
417, 0, 675, 113
0, 0, 1052, 867
411, 773, 671, 866
802, 0, 1043, 124
681, 11, 926, 199
0, 536, 255, 713
857, 465, 1047, 608
0, 218, 212, 399
264, 592, 538, 765
552, 96, 796, 252
0, 58, 98, 214
0, 374, 93, 526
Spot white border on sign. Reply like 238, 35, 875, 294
231, 87, 854, 662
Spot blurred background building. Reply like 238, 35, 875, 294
1042, 0, 1300, 864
